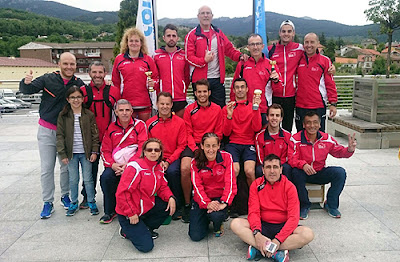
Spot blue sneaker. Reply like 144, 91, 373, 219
60, 195, 71, 210
246, 245, 262, 260
271, 250, 289, 262
214, 225, 224, 237
88, 202, 99, 216
66, 202, 78, 216
40, 202, 54, 219
324, 201, 341, 218
300, 207, 310, 220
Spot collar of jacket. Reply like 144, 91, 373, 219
157, 113, 173, 122
264, 128, 284, 141
89, 81, 106, 92
159, 46, 182, 53
115, 117, 135, 129
196, 100, 211, 108
234, 100, 249, 109
300, 129, 322, 145
195, 24, 220, 36
304, 48, 320, 64
123, 51, 144, 60
199, 150, 224, 171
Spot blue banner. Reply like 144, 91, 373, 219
253, 0, 268, 57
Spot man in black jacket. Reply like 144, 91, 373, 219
19, 52, 85, 219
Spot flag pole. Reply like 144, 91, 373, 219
153, 0, 158, 50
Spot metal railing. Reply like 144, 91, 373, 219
1, 75, 368, 110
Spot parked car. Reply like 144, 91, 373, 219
17, 93, 42, 104
0, 99, 17, 112
6, 98, 32, 108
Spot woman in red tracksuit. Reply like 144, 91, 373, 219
115, 138, 176, 253
112, 27, 159, 121
189, 133, 237, 241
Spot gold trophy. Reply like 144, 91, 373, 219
269, 60, 278, 82
145, 71, 154, 92
253, 89, 262, 110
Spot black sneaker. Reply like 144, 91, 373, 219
181, 204, 191, 223
99, 213, 117, 224
172, 207, 182, 220
119, 227, 127, 239
150, 230, 159, 239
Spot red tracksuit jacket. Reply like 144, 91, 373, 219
81, 81, 120, 143
296, 51, 337, 109
248, 175, 299, 243
191, 150, 237, 209
101, 118, 148, 167
184, 101, 223, 151
185, 24, 242, 83
154, 47, 190, 102
222, 100, 262, 145
115, 157, 174, 217
268, 41, 304, 98
288, 130, 354, 171
112, 52, 159, 108
230, 55, 284, 113
146, 114, 187, 164
255, 128, 292, 166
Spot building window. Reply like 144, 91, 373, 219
79, 68, 84, 73
78, 49, 83, 54
70, 50, 74, 54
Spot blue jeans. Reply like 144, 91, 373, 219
68, 153, 95, 204
188, 199, 227, 241
292, 166, 347, 210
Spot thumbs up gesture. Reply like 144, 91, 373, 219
24, 69, 33, 84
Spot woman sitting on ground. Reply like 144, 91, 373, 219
189, 132, 237, 241
115, 138, 176, 253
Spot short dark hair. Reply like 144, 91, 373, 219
157, 91, 173, 102
195, 79, 210, 90
267, 103, 284, 118
248, 33, 263, 43
263, 154, 281, 167
233, 77, 248, 87
89, 61, 106, 72
163, 24, 178, 35
303, 111, 320, 123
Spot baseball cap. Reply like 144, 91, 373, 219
280, 20, 295, 31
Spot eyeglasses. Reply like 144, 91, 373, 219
69, 96, 83, 100
145, 148, 161, 153
199, 11, 212, 16
248, 42, 263, 47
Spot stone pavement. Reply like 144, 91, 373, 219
1, 114, 400, 262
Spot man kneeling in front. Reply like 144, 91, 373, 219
231, 154, 314, 261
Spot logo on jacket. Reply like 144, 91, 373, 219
144, 172, 151, 176
158, 55, 166, 58
299, 64, 305, 68
177, 56, 184, 60
139, 67, 147, 72
311, 67, 319, 72
197, 36, 204, 40
216, 168, 224, 176
271, 54, 279, 59
318, 144, 326, 149
288, 52, 296, 58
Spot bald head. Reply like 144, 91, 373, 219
58, 52, 77, 79
197, 5, 213, 29
304, 33, 320, 57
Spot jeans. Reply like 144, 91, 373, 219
68, 153, 95, 204
292, 166, 347, 210
81, 151, 100, 200
100, 167, 121, 215
295, 107, 327, 132
37, 125, 69, 203
188, 199, 227, 241
118, 197, 169, 253
164, 159, 184, 209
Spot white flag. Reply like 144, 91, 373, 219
136, 0, 157, 56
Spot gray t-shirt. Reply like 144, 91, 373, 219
72, 113, 85, 154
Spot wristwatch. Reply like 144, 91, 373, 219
253, 229, 261, 236
330, 103, 337, 107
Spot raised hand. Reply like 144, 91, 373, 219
24, 69, 33, 84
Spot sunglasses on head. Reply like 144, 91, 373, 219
145, 148, 161, 153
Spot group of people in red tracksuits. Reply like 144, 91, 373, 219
20, 4, 359, 262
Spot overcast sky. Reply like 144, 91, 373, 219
50, 0, 372, 26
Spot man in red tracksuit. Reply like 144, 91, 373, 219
180, 79, 223, 222
80, 61, 120, 209
230, 154, 314, 261
154, 24, 190, 118
223, 78, 262, 188
255, 104, 292, 180
289, 111, 357, 220
184, 5, 247, 108
99, 99, 148, 224
268, 20, 304, 132
230, 34, 283, 126
295, 33, 338, 132
146, 92, 187, 216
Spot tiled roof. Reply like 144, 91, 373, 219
335, 57, 357, 64
19, 42, 115, 50
0, 57, 58, 67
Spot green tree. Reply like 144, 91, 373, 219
336, 37, 344, 48
324, 39, 336, 61
365, 0, 400, 78
114, 0, 138, 57
377, 42, 386, 52
372, 56, 386, 75
319, 32, 327, 46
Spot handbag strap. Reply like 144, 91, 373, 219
117, 121, 137, 147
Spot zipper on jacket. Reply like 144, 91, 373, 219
283, 45, 287, 97
151, 165, 157, 196
169, 52, 175, 99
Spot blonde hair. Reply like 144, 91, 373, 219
120, 27, 149, 55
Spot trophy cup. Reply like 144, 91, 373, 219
253, 89, 262, 110
270, 60, 276, 71
145, 71, 154, 92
